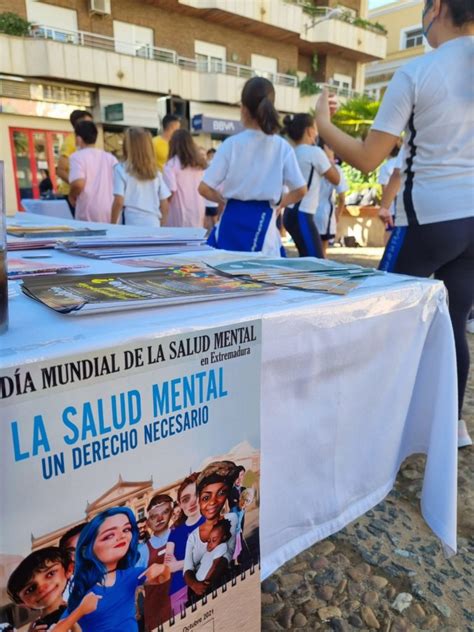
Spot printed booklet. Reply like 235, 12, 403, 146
21, 265, 273, 315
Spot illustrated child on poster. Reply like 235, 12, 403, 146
194, 518, 232, 582
136, 494, 173, 631
53, 507, 167, 632
164, 473, 205, 616
231, 487, 255, 563
7, 547, 72, 630
183, 461, 238, 601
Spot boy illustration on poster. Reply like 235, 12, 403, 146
136, 495, 173, 631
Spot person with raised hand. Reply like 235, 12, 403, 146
315, 0, 474, 447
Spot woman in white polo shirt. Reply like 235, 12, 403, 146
199, 77, 307, 256
282, 113, 340, 258
315, 0, 474, 447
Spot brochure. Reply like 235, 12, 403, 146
21, 265, 274, 315
210, 257, 381, 295
8, 258, 88, 279
7, 225, 107, 238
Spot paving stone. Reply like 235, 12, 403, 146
331, 618, 352, 632
279, 573, 303, 590
347, 562, 372, 582
348, 614, 364, 628
316, 585, 335, 601
293, 612, 308, 627
362, 590, 380, 607
313, 541, 336, 556
360, 605, 380, 629
277, 606, 294, 629
262, 578, 279, 594
312, 556, 330, 572
369, 575, 389, 589
423, 614, 440, 629
391, 592, 413, 613
318, 606, 342, 621
262, 602, 285, 617
303, 598, 326, 615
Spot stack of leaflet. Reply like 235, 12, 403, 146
7, 225, 107, 251
21, 265, 274, 315
56, 235, 211, 259
210, 257, 382, 295
8, 258, 88, 279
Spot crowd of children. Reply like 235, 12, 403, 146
4, 461, 257, 631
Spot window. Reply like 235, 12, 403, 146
331, 73, 353, 95
404, 28, 423, 48
251, 54, 278, 80
26, 0, 78, 32
113, 21, 154, 57
195, 41, 226, 73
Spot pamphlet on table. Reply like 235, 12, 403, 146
21, 265, 273, 314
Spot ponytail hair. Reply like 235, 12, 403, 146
282, 113, 315, 142
442, 0, 474, 26
241, 77, 281, 135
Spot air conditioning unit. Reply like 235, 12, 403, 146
90, 0, 111, 15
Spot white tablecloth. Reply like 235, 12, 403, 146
2, 215, 458, 579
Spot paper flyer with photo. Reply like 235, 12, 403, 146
0, 322, 262, 632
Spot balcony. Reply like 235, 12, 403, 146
301, 8, 387, 62
0, 27, 298, 108
175, 0, 303, 38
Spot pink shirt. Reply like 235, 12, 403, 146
163, 156, 205, 227
69, 148, 118, 222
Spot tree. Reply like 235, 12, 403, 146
331, 96, 381, 139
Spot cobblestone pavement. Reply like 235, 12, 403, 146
262, 246, 473, 631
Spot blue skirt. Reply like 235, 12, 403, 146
207, 199, 284, 256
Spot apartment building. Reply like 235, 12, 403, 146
365, 0, 426, 99
0, 0, 386, 210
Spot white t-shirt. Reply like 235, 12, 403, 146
372, 36, 474, 226
202, 129, 306, 206
290, 145, 332, 213
315, 165, 348, 236
195, 543, 228, 581
113, 162, 170, 226
378, 149, 405, 216
183, 513, 238, 575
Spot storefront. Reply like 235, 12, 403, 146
97, 88, 162, 160
0, 77, 95, 211
189, 102, 242, 147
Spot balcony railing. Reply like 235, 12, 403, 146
316, 83, 373, 100
29, 25, 298, 88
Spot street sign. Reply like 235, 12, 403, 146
104, 103, 124, 122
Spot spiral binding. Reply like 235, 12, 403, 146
163, 556, 260, 627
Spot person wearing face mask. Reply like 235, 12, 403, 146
315, 0, 474, 448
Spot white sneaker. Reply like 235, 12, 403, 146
458, 419, 473, 448
467, 319, 474, 334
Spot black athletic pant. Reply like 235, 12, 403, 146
383, 216, 474, 417
283, 206, 324, 258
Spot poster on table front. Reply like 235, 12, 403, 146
0, 321, 261, 632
